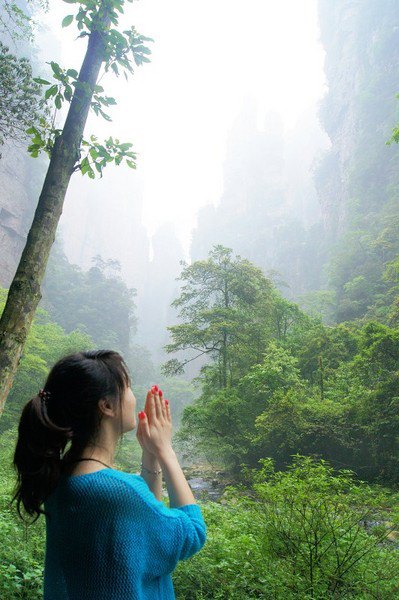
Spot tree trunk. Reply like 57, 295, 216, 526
0, 8, 110, 415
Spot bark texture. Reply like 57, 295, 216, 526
0, 9, 110, 415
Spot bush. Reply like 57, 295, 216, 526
174, 456, 399, 599
0, 429, 45, 599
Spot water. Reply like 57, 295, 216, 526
186, 476, 226, 502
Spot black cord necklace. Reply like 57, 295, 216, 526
70, 458, 113, 469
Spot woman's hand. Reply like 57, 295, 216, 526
136, 387, 172, 458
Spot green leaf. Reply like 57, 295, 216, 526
66, 69, 79, 78
64, 85, 73, 102
45, 85, 58, 100
62, 15, 74, 28
139, 35, 155, 43
80, 156, 90, 174
118, 143, 133, 152
99, 109, 112, 121
126, 160, 136, 169
33, 77, 51, 85
50, 61, 62, 77
54, 94, 63, 109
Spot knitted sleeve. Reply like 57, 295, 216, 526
106, 470, 207, 578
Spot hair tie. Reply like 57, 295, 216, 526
38, 389, 51, 407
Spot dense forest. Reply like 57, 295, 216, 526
1, 0, 399, 598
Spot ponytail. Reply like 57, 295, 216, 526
12, 393, 72, 522
11, 350, 130, 523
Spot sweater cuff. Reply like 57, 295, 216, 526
174, 503, 204, 520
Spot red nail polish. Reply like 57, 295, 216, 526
159, 389, 163, 397
154, 385, 159, 392
139, 411, 146, 420
165, 399, 169, 405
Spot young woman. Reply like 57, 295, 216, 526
12, 349, 206, 599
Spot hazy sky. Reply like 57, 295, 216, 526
38, 0, 326, 255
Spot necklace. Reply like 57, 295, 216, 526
70, 458, 113, 469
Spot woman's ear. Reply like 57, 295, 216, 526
98, 398, 116, 417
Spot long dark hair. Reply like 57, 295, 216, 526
11, 349, 130, 523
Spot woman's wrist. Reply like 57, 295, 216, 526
141, 448, 161, 469
156, 445, 177, 466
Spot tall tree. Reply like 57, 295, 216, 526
0, 0, 152, 414
163, 245, 275, 388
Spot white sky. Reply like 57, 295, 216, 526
38, 0, 326, 254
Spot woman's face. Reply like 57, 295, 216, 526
120, 385, 137, 432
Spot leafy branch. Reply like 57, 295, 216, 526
25, 0, 153, 177
74, 134, 137, 178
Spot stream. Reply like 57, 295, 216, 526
182, 465, 230, 502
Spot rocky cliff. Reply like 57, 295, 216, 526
0, 147, 45, 287
314, 0, 399, 321
190, 99, 327, 297
316, 0, 399, 238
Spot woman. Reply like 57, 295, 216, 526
12, 349, 206, 599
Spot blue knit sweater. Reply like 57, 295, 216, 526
43, 468, 206, 599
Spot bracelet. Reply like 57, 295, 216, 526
140, 462, 162, 475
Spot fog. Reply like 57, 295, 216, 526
38, 0, 327, 259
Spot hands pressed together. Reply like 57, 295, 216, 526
136, 385, 196, 507
136, 386, 173, 459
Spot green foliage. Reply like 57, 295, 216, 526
163, 245, 276, 386
79, 134, 137, 178
0, 287, 94, 433
0, 0, 48, 42
0, 428, 46, 599
171, 250, 399, 484
42, 247, 136, 356
0, 42, 44, 147
25, 0, 153, 176
249, 457, 399, 599
174, 458, 399, 599
60, 0, 154, 78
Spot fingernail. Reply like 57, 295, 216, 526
159, 389, 163, 397
153, 385, 159, 392
165, 399, 169, 405
139, 411, 146, 420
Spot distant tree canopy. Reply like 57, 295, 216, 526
0, 42, 43, 148
0, 287, 93, 433
163, 245, 299, 386
42, 245, 137, 356
0, 0, 45, 41
166, 247, 399, 485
